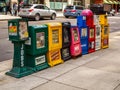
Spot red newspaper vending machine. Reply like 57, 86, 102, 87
70, 26, 82, 57
88, 25, 95, 53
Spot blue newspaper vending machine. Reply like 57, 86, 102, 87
77, 16, 89, 55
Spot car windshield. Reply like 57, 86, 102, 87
66, 6, 74, 9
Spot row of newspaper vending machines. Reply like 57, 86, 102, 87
6, 10, 109, 78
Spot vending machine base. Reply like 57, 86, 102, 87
26, 54, 49, 72
6, 67, 33, 78
47, 49, 64, 67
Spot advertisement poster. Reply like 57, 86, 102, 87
81, 28, 87, 37
103, 38, 108, 45
51, 50, 60, 61
89, 42, 94, 49
52, 30, 59, 43
36, 32, 45, 49
35, 55, 46, 65
19, 21, 28, 40
62, 48, 70, 58
73, 29, 78, 42
90, 29, 94, 38
63, 28, 69, 43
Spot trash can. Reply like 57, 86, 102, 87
25, 25, 49, 71
47, 23, 63, 66
6, 19, 33, 78
70, 26, 82, 57
61, 22, 71, 61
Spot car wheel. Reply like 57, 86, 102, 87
35, 14, 40, 21
51, 13, 56, 20
65, 16, 69, 18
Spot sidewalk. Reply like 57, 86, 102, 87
0, 30, 120, 90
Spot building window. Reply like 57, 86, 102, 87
50, 0, 67, 11
74, 0, 83, 6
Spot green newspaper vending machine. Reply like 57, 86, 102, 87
25, 25, 49, 71
6, 19, 33, 78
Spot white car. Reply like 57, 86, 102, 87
18, 4, 57, 21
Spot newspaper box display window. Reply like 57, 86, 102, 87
88, 26, 95, 53
95, 25, 101, 50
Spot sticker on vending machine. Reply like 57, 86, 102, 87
35, 55, 46, 65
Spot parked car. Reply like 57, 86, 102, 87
63, 5, 84, 18
18, 4, 57, 21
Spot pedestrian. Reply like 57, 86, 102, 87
13, 2, 18, 16
5, 2, 12, 15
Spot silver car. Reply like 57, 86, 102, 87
18, 4, 57, 21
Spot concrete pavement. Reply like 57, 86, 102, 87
0, 30, 120, 90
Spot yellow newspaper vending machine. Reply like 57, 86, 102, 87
47, 23, 63, 66
101, 24, 109, 49
99, 14, 109, 49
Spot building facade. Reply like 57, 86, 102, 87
28, 0, 90, 11
3, 0, 90, 11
